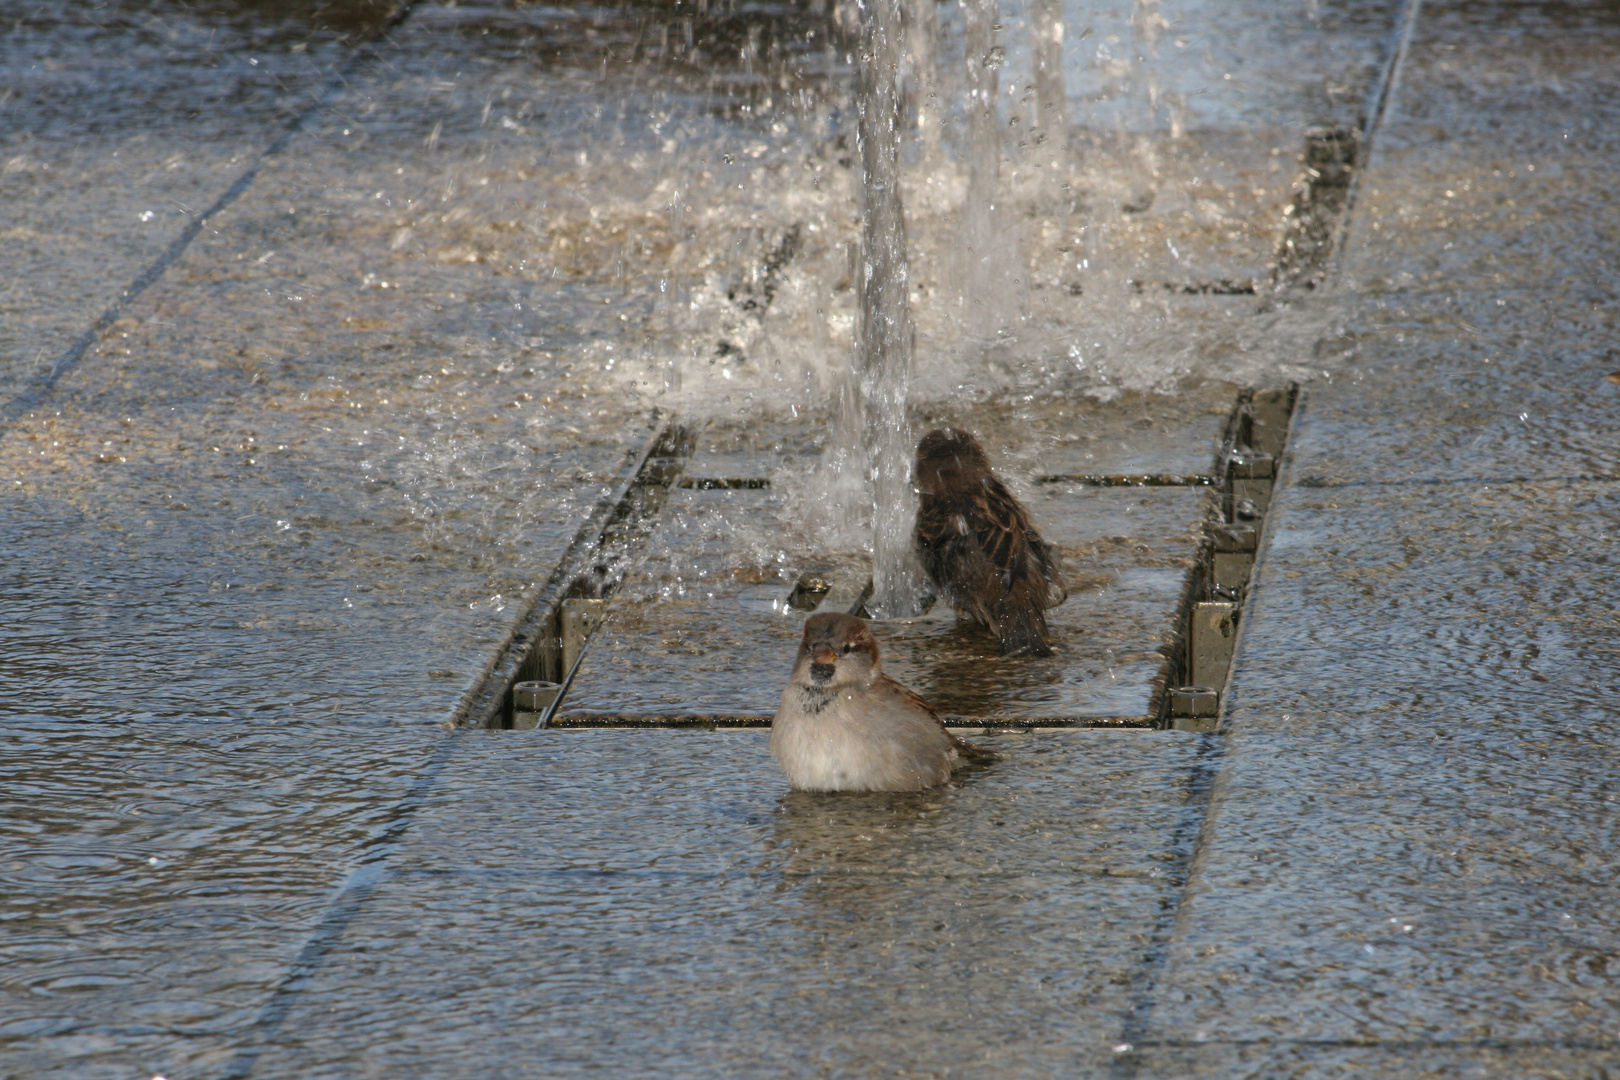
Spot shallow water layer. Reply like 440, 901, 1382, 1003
217, 730, 1209, 1078
0, 723, 1213, 1078
562, 397, 1217, 721
1, 0, 1396, 728
16, 1, 1590, 1077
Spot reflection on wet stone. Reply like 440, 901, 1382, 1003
9, 0, 1618, 1075
234, 732, 1207, 1076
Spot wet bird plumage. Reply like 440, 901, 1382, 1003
770, 612, 992, 792
914, 427, 1067, 656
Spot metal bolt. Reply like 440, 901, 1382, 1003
1210, 523, 1257, 591
1234, 497, 1262, 521
817, 575, 874, 617
1232, 476, 1274, 518
561, 598, 607, 675
512, 680, 561, 730
787, 567, 834, 611
1171, 686, 1220, 733
1170, 686, 1218, 716
1190, 602, 1238, 690
1228, 451, 1275, 479
1211, 523, 1258, 553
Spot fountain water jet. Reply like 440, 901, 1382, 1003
853, 0, 927, 618
903, 0, 941, 155
961, 0, 1000, 307
1029, 0, 1067, 147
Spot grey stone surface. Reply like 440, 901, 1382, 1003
1125, 2, 1620, 1072
10, 0, 1616, 1077
0, 2, 676, 723
0, 719, 439, 1080
1144, 483, 1620, 1046
0, 2, 365, 396
238, 730, 1208, 1080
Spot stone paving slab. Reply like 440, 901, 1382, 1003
0, 719, 439, 1080
0, 9, 685, 723
11, 2, 1611, 1079
1126, 1044, 1617, 1079
564, 437, 1211, 721
875, 484, 1208, 719
238, 730, 1208, 1079
1138, 479, 1620, 1049
0, 2, 387, 400
1122, 3, 1620, 1067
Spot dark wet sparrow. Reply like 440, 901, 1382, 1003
914, 427, 1068, 656
770, 612, 993, 792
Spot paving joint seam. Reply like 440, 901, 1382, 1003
389, 866, 1160, 882
1115, 382, 1309, 1066
1126, 1037, 1620, 1052
1108, 731, 1228, 1076
1298, 474, 1619, 489
0, 1, 422, 441
450, 415, 697, 729
215, 727, 464, 1080
545, 712, 1156, 728
1332, 0, 1424, 278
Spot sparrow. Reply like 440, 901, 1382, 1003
770, 612, 993, 791
914, 427, 1068, 656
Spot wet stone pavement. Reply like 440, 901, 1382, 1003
3, 0, 1620, 1078
1119, 2, 1620, 1074
562, 391, 1231, 724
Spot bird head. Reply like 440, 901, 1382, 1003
795, 612, 881, 689
915, 427, 991, 495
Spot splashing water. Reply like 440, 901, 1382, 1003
961, 0, 1002, 313
854, 0, 928, 618
578, 0, 1362, 586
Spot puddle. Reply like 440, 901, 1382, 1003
552, 400, 1221, 726
0, 0, 1464, 1075
541, 382, 1299, 730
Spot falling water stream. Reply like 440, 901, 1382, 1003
854, 0, 926, 619
961, 0, 1002, 310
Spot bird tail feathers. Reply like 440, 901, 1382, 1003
996, 601, 1053, 657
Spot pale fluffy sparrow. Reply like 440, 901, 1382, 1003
770, 612, 993, 791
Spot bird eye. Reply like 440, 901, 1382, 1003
842, 644, 854, 654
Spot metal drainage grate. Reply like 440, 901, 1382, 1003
471, 386, 1299, 734
1160, 385, 1299, 732
450, 417, 697, 730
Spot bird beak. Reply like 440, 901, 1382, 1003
811, 643, 836, 665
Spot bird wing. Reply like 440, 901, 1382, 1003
916, 498, 996, 622
973, 478, 1067, 608
914, 495, 961, 551
971, 477, 1027, 575
880, 673, 946, 722
878, 675, 997, 763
